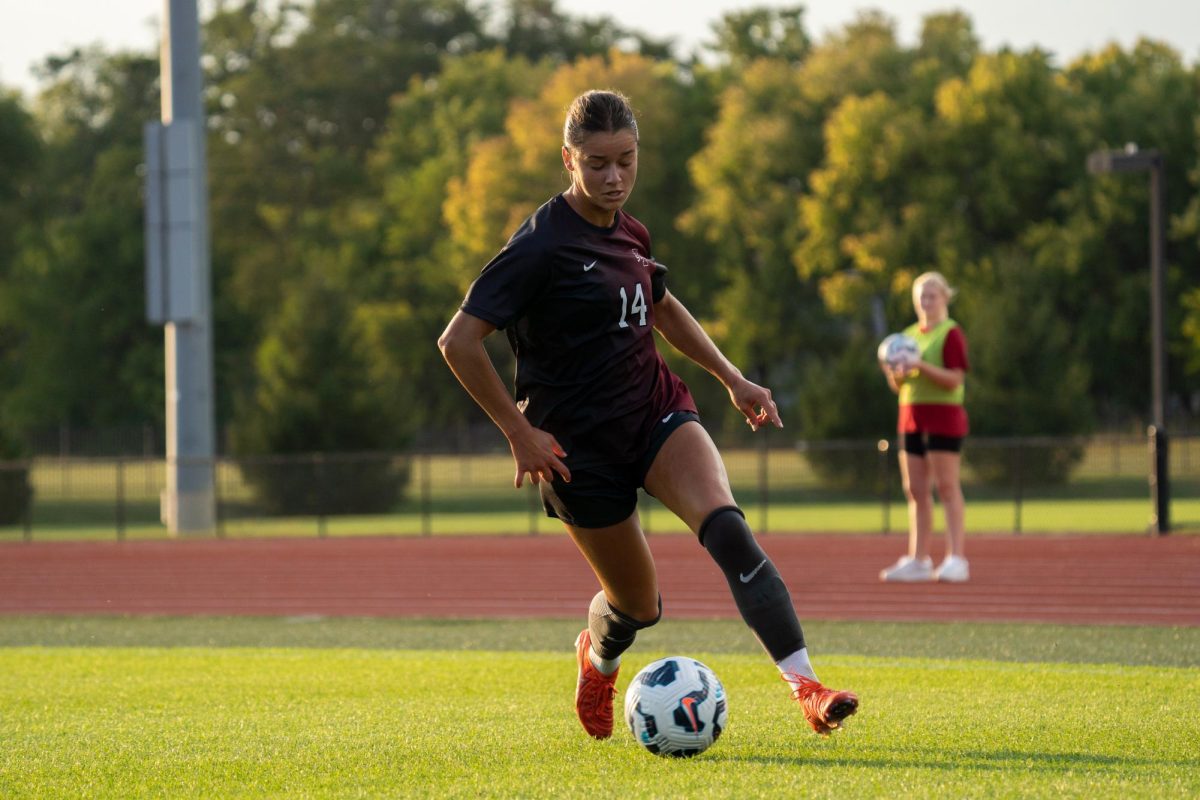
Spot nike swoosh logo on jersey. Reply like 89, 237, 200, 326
739, 559, 767, 583
583, 260, 597, 271
662, 412, 674, 424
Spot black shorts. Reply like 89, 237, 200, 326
900, 432, 964, 455
539, 411, 700, 528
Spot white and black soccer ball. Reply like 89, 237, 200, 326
624, 656, 728, 758
877, 333, 920, 369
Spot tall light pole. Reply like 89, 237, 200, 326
144, 0, 216, 533
1086, 144, 1168, 534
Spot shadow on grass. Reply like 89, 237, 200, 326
730, 747, 1199, 772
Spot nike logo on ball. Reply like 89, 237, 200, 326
583, 260, 597, 271
739, 559, 767, 583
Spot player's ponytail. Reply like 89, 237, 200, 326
563, 90, 638, 151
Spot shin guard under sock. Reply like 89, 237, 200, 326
698, 506, 805, 661
587, 591, 661, 661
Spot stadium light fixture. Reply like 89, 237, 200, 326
1087, 144, 1169, 534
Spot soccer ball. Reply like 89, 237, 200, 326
624, 656, 728, 758
877, 333, 920, 369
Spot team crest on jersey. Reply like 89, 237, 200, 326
630, 249, 656, 269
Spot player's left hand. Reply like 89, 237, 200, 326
728, 378, 783, 432
893, 359, 922, 380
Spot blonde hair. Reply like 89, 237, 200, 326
913, 271, 956, 303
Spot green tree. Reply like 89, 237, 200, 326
705, 5, 811, 67
0, 90, 41, 416
0, 89, 38, 518
496, 0, 672, 63
4, 51, 164, 434
365, 49, 553, 434
908, 11, 980, 108
795, 11, 911, 109
1058, 42, 1200, 424
443, 49, 707, 290
680, 57, 831, 430
957, 251, 1091, 484
0, 91, 38, 278
230, 270, 408, 512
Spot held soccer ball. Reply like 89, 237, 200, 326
877, 333, 920, 369
624, 656, 728, 758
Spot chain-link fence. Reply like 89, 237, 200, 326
2, 433, 1198, 541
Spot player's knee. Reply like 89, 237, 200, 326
698, 505, 773, 577
589, 591, 660, 629
935, 478, 961, 501
588, 592, 660, 660
904, 481, 931, 502
697, 505, 752, 550
625, 594, 663, 627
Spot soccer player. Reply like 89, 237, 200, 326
438, 90, 857, 739
878, 271, 971, 582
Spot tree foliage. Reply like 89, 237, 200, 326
3, 51, 163, 435
4, 1, 1199, 484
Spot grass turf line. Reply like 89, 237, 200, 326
2, 615, 1198, 668
0, 646, 1197, 799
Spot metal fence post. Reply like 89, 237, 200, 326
878, 439, 891, 535
421, 453, 432, 537
1012, 440, 1024, 535
22, 461, 33, 543
314, 453, 327, 538
1149, 425, 1170, 535
214, 456, 225, 538
115, 457, 126, 541
527, 479, 538, 536
758, 435, 769, 534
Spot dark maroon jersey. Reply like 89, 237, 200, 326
461, 194, 696, 467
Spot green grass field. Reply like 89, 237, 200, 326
1, 617, 1197, 798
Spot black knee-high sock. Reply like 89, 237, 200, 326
699, 506, 805, 661
587, 591, 661, 660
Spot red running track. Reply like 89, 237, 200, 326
1, 534, 1198, 626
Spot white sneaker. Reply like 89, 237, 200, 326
879, 555, 933, 582
934, 555, 970, 583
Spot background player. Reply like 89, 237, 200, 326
438, 89, 858, 739
878, 271, 971, 582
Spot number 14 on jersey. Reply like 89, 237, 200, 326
618, 283, 648, 328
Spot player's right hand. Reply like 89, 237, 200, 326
508, 428, 570, 488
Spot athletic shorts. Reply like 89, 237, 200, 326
539, 411, 700, 528
900, 432, 964, 455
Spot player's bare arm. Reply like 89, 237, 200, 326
882, 366, 903, 394
653, 291, 782, 431
438, 311, 570, 487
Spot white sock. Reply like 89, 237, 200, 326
776, 647, 818, 686
589, 648, 620, 676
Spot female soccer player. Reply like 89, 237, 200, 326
438, 90, 857, 739
878, 271, 971, 582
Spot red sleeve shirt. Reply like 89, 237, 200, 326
942, 327, 969, 371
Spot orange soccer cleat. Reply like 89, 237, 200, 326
574, 629, 619, 739
783, 673, 859, 735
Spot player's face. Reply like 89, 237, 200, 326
914, 281, 947, 322
561, 128, 638, 226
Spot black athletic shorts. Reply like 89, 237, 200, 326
539, 411, 700, 528
900, 432, 964, 455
